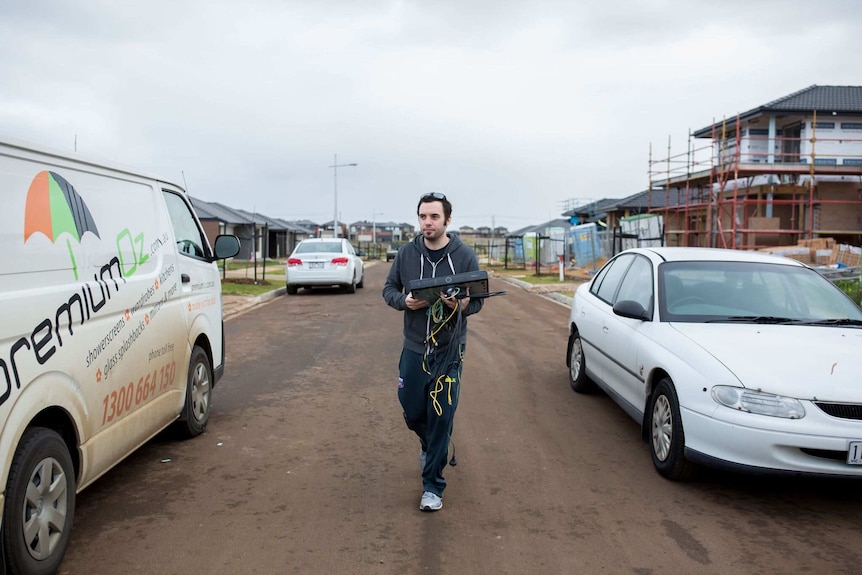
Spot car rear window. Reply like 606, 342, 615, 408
296, 242, 342, 254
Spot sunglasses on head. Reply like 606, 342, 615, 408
421, 192, 447, 201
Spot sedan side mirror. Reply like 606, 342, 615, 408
613, 299, 650, 321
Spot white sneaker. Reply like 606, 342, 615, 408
419, 491, 442, 512
419, 450, 427, 470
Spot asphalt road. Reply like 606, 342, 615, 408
60, 263, 862, 574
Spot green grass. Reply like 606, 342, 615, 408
219, 259, 285, 296
503, 273, 583, 286
835, 279, 862, 305
487, 264, 588, 286
221, 278, 282, 297
221, 259, 281, 272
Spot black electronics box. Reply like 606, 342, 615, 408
409, 271, 489, 303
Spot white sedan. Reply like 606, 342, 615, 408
285, 238, 364, 294
566, 247, 862, 480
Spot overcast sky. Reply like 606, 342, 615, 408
2, 0, 860, 232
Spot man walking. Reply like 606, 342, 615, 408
382, 193, 484, 511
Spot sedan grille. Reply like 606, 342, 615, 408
814, 402, 862, 420
800, 448, 846, 461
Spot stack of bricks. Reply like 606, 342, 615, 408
758, 238, 861, 267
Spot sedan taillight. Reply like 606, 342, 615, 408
332, 257, 349, 266
287, 258, 302, 266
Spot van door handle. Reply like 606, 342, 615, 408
181, 274, 191, 283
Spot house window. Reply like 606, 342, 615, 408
841, 122, 862, 130
814, 122, 836, 129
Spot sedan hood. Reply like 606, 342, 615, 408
670, 323, 862, 401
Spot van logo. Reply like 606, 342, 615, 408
24, 170, 100, 280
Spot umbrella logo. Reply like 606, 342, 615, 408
24, 171, 100, 280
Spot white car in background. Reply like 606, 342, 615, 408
566, 247, 862, 480
285, 238, 364, 294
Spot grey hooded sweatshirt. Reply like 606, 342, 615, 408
382, 233, 484, 354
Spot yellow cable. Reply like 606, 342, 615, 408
430, 375, 444, 416
424, 290, 463, 415
430, 374, 455, 417
427, 296, 459, 343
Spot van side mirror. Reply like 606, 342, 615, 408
212, 235, 240, 261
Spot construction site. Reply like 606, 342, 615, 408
647, 85, 862, 269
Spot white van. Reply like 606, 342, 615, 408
0, 137, 240, 574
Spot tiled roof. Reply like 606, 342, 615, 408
207, 202, 258, 224
191, 197, 318, 232
762, 85, 862, 112
508, 218, 571, 236
189, 198, 258, 224
235, 209, 286, 230
189, 197, 222, 220
693, 85, 862, 138
557, 189, 690, 219
611, 188, 688, 209
561, 198, 618, 218
350, 220, 403, 227
288, 219, 319, 228
273, 219, 315, 234
606, 190, 651, 210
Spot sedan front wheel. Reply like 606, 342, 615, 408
649, 377, 695, 480
568, 331, 595, 393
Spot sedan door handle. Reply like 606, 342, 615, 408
181, 274, 191, 283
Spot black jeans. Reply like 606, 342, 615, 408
398, 345, 464, 497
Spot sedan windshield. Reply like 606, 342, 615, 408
659, 261, 862, 324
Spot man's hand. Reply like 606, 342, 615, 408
441, 288, 469, 311
405, 293, 430, 310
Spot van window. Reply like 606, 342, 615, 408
163, 191, 207, 258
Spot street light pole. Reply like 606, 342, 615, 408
372, 209, 379, 244
329, 154, 357, 238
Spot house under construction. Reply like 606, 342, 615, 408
648, 85, 862, 254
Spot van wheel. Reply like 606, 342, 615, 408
175, 346, 212, 438
3, 428, 75, 575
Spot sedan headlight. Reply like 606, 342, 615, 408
712, 386, 805, 419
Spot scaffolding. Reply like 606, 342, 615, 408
648, 112, 862, 250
